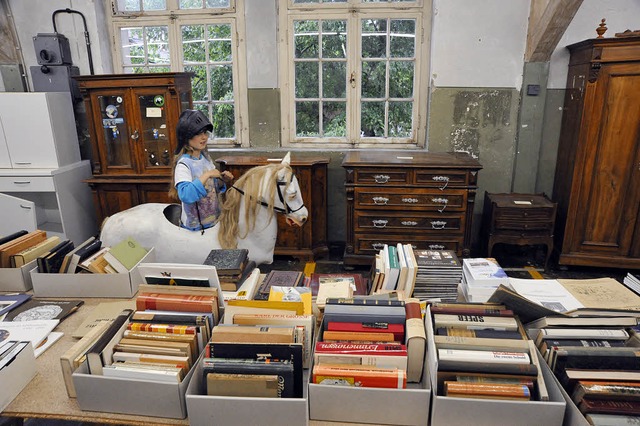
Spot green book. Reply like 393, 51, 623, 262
103, 237, 148, 273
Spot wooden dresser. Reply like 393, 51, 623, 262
342, 151, 482, 265
553, 36, 640, 268
217, 155, 329, 262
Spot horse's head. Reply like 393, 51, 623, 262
275, 153, 308, 228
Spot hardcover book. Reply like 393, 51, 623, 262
84, 309, 133, 375
38, 239, 74, 274
10, 236, 61, 268
206, 372, 280, 398
136, 292, 217, 315
405, 298, 426, 383
0, 230, 28, 246
102, 237, 148, 272
4, 298, 84, 322
0, 230, 47, 268
436, 327, 524, 340
202, 358, 296, 398
210, 324, 296, 344
203, 248, 249, 275
312, 364, 407, 389
308, 273, 367, 297
433, 313, 519, 332
65, 237, 102, 274
0, 293, 32, 317
72, 300, 136, 339
256, 270, 304, 300
326, 321, 404, 341
444, 381, 531, 400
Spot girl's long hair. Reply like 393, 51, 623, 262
168, 146, 213, 201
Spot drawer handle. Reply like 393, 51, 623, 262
372, 196, 389, 205
372, 219, 388, 228
14, 162, 32, 165
432, 175, 449, 190
372, 243, 385, 250
402, 197, 419, 204
374, 174, 390, 184
20, 204, 32, 210
431, 220, 447, 229
13, 181, 31, 184
432, 197, 449, 213
401, 221, 417, 226
429, 244, 445, 250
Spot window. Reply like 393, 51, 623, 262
279, 0, 430, 147
109, 0, 247, 146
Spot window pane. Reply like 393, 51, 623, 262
295, 62, 319, 98
143, 0, 166, 10
389, 60, 413, 98
210, 64, 233, 100
361, 101, 385, 137
390, 19, 415, 58
180, 0, 203, 9
185, 65, 208, 102
389, 101, 412, 137
361, 61, 385, 99
206, 0, 230, 7
213, 103, 235, 138
193, 103, 211, 121
296, 101, 319, 136
322, 20, 346, 59
208, 24, 232, 62
294, 0, 347, 3
323, 102, 346, 137
117, 0, 140, 12
148, 66, 171, 72
182, 25, 206, 64
322, 62, 346, 98
362, 19, 387, 58
295, 21, 319, 59
146, 26, 170, 64
121, 27, 145, 66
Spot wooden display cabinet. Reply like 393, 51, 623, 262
75, 73, 193, 224
216, 155, 329, 262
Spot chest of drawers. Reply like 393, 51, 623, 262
342, 151, 482, 265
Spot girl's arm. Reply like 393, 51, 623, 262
176, 180, 207, 203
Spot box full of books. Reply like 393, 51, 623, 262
31, 246, 155, 298
426, 304, 566, 426
0, 230, 57, 291
308, 298, 431, 425
0, 341, 36, 412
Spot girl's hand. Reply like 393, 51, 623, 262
220, 171, 234, 183
200, 168, 221, 185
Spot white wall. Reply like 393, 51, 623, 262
430, 0, 530, 89
548, 0, 640, 88
245, 0, 278, 88
9, 0, 112, 88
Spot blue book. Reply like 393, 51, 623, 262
0, 293, 32, 317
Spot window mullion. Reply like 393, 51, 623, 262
349, 15, 359, 145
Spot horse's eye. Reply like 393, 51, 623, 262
288, 193, 296, 201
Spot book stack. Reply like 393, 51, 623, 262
311, 297, 417, 389
624, 272, 640, 296
460, 258, 509, 302
528, 313, 640, 419
255, 270, 304, 301
430, 302, 549, 402
0, 229, 78, 273
203, 248, 251, 291
412, 249, 462, 302
369, 244, 417, 296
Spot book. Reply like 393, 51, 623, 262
584, 413, 640, 426
206, 372, 280, 397
122, 329, 199, 356
316, 279, 354, 308
444, 381, 531, 400
203, 358, 296, 398
226, 299, 305, 316
84, 309, 134, 375
430, 305, 514, 317
10, 236, 61, 267
572, 380, 640, 403
0, 230, 28, 246
395, 243, 409, 292
136, 292, 217, 315
72, 300, 136, 338
462, 258, 508, 287
323, 303, 406, 325
102, 236, 148, 272
210, 324, 296, 344
0, 293, 32, 317
559, 369, 640, 390
78, 246, 110, 273
0, 319, 59, 348
578, 398, 640, 415
117, 337, 194, 363
437, 359, 539, 376
203, 248, 249, 275
538, 338, 626, 355
308, 273, 367, 297
65, 237, 101, 274
102, 363, 183, 383
526, 315, 639, 329
326, 321, 404, 341
402, 244, 418, 297
322, 330, 396, 342
433, 335, 531, 352
536, 328, 630, 342
550, 346, 640, 375
433, 313, 520, 331
405, 298, 426, 383
4, 298, 83, 322
111, 351, 191, 369
438, 348, 531, 364
39, 239, 74, 273
0, 230, 47, 268
384, 245, 400, 290
436, 327, 524, 340
312, 364, 406, 389
314, 342, 407, 355
314, 345, 408, 370
60, 320, 112, 397
256, 270, 304, 300
325, 298, 405, 307
269, 286, 312, 315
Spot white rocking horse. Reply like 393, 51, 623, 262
100, 154, 308, 265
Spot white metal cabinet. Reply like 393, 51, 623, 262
0, 193, 37, 236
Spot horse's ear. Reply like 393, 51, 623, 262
281, 152, 291, 166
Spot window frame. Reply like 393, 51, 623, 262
108, 0, 249, 147
279, 0, 430, 148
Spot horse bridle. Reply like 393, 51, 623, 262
230, 172, 306, 215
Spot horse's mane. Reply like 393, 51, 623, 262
218, 162, 293, 248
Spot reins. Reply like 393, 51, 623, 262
230, 171, 305, 215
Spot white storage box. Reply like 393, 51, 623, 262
185, 361, 309, 426
30, 247, 155, 298
308, 317, 432, 426
72, 353, 194, 419
426, 312, 566, 426
0, 342, 36, 412
0, 260, 36, 291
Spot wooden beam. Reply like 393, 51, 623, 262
526, 0, 584, 62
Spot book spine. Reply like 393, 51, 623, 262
438, 348, 530, 364
541, 328, 629, 340
433, 314, 518, 331
579, 398, 640, 415
315, 353, 408, 370
326, 321, 404, 341
136, 293, 214, 313
315, 342, 407, 354
325, 298, 405, 307
322, 330, 396, 342
127, 322, 197, 335
444, 381, 531, 399
430, 307, 514, 316
312, 365, 406, 389
437, 359, 539, 376
436, 327, 524, 340
202, 359, 294, 398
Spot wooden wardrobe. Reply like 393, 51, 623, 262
553, 35, 640, 269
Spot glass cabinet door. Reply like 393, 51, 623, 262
137, 90, 173, 173
93, 91, 137, 174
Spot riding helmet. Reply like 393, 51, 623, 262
175, 109, 213, 154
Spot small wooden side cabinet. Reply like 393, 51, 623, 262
482, 192, 557, 270
216, 155, 329, 262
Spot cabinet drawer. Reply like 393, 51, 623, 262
355, 211, 464, 233
414, 170, 469, 188
0, 176, 55, 192
352, 168, 410, 185
354, 187, 466, 211
494, 219, 553, 231
495, 207, 554, 222
354, 234, 463, 256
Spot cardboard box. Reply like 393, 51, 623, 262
0, 342, 36, 412
186, 362, 309, 426
308, 317, 431, 426
0, 260, 36, 291
72, 353, 194, 419
553, 372, 589, 426
30, 247, 155, 298
426, 311, 566, 426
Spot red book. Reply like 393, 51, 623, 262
313, 364, 406, 389
315, 341, 407, 356
579, 398, 640, 415
326, 321, 405, 341
127, 322, 197, 335
136, 292, 216, 313
307, 273, 367, 296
